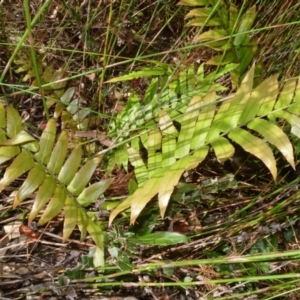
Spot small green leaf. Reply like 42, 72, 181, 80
159, 110, 177, 135
117, 255, 133, 271
38, 184, 66, 225
229, 128, 277, 180
206, 63, 238, 82
87, 220, 104, 250
186, 16, 222, 27
49, 67, 67, 91
6, 106, 22, 138
207, 66, 254, 139
238, 44, 257, 75
0, 150, 34, 192
177, 0, 209, 6
66, 99, 79, 114
130, 167, 167, 224
229, 4, 238, 33
158, 159, 188, 219
205, 99, 230, 141
63, 196, 78, 242
29, 175, 56, 222
191, 88, 216, 149
47, 130, 69, 174
61, 87, 76, 105
274, 111, 300, 139
77, 209, 89, 241
2, 130, 36, 146
211, 137, 235, 163
77, 178, 113, 206
185, 7, 213, 18
175, 95, 203, 158
35, 118, 57, 164
129, 178, 138, 195
113, 144, 129, 172
67, 155, 103, 196
248, 119, 295, 169
22, 140, 40, 152
159, 149, 208, 219
54, 102, 66, 118
192, 147, 209, 170
159, 110, 178, 167
239, 75, 278, 124
93, 246, 105, 268
257, 75, 278, 116
58, 145, 82, 185
161, 134, 177, 167
42, 63, 54, 84
144, 77, 158, 104
14, 163, 45, 207
147, 130, 162, 176
275, 79, 297, 110
234, 6, 256, 47
130, 232, 189, 245
236, 64, 255, 95
0, 146, 20, 164
197, 29, 229, 43
106, 67, 167, 83
128, 147, 148, 185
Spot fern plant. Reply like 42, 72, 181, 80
178, 0, 259, 87
14, 57, 92, 131
106, 0, 283, 225
106, 0, 260, 177
106, 61, 238, 173
109, 64, 300, 225
0, 103, 112, 266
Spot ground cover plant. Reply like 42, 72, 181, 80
1, 0, 300, 299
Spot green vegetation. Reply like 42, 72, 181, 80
1, 0, 300, 298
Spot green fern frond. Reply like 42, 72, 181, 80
0, 104, 112, 266
107, 62, 235, 173
109, 64, 299, 225
106, 0, 297, 226
13, 58, 92, 130
178, 0, 259, 86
